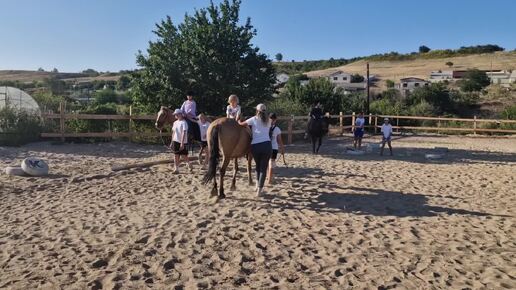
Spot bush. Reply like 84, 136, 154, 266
67, 104, 128, 141
459, 69, 491, 92
501, 105, 516, 120
267, 97, 308, 117
0, 107, 42, 146
370, 98, 404, 115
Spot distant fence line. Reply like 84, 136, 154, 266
40, 102, 516, 144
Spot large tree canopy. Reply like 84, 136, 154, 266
131, 0, 275, 114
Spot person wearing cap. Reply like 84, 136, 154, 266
267, 112, 285, 185
380, 118, 393, 156
171, 109, 192, 173
180, 91, 201, 142
239, 103, 272, 196
353, 112, 365, 149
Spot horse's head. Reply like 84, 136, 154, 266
155, 106, 170, 130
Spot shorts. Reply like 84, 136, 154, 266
201, 141, 208, 148
354, 128, 364, 138
173, 141, 188, 155
271, 149, 278, 160
382, 136, 391, 142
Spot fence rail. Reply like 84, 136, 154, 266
40, 103, 516, 143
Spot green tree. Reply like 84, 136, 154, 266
94, 89, 118, 104
82, 69, 100, 76
385, 79, 395, 88
52, 68, 59, 73
116, 75, 131, 91
37, 67, 45, 72
275, 53, 283, 62
419, 45, 431, 53
406, 83, 451, 114
445, 61, 453, 67
460, 69, 491, 92
132, 0, 275, 114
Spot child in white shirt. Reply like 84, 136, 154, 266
197, 113, 210, 168
171, 109, 191, 173
267, 113, 285, 185
226, 94, 241, 120
380, 118, 393, 156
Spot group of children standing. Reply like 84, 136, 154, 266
170, 92, 284, 194
353, 112, 393, 156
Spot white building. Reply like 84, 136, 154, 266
396, 77, 429, 96
327, 71, 352, 85
486, 70, 514, 87
429, 71, 453, 82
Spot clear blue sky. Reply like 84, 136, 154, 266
1, 0, 514, 72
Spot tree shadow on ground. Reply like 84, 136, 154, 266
233, 185, 510, 218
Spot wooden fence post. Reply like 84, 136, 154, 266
474, 115, 477, 135
339, 111, 343, 134
374, 115, 378, 134
288, 115, 294, 144
59, 101, 65, 142
129, 105, 133, 142
438, 116, 441, 134
396, 117, 399, 133
368, 113, 372, 131
351, 112, 356, 133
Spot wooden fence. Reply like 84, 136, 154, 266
40, 103, 516, 144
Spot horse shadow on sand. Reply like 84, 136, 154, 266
235, 182, 509, 218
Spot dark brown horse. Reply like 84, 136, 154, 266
202, 117, 253, 199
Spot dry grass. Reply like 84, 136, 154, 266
0, 70, 120, 83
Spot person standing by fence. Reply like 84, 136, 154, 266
353, 112, 365, 149
380, 118, 393, 156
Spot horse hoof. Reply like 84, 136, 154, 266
219, 193, 226, 199
229, 186, 236, 191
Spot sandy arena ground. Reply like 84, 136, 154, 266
1, 135, 515, 289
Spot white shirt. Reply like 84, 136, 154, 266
245, 116, 271, 145
355, 117, 365, 128
198, 121, 210, 142
381, 124, 392, 138
271, 126, 281, 150
172, 119, 188, 143
226, 105, 241, 119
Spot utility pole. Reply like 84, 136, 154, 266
366, 62, 370, 114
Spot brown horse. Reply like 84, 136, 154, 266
155, 106, 175, 132
202, 117, 253, 199
155, 106, 201, 147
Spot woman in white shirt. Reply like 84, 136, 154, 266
239, 103, 272, 196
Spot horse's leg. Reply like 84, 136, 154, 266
210, 175, 218, 197
230, 158, 238, 191
218, 157, 230, 199
317, 136, 322, 153
247, 152, 253, 186
311, 135, 316, 154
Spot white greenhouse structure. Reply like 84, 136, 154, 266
0, 86, 41, 113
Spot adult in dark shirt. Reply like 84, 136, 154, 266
305, 101, 323, 138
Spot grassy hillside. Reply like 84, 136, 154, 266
305, 51, 516, 88
0, 70, 120, 83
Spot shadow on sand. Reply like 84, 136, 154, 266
233, 184, 509, 218
287, 137, 516, 165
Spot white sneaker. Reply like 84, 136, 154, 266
187, 163, 193, 172
172, 167, 179, 174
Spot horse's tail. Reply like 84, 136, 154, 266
202, 124, 220, 185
